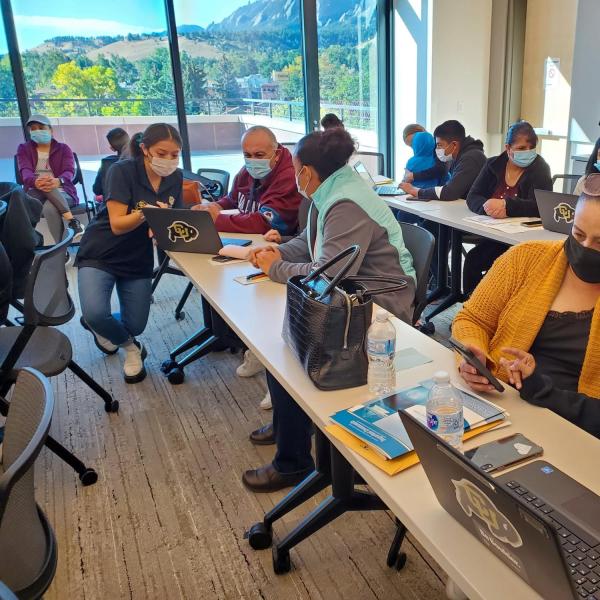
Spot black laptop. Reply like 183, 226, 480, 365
142, 208, 251, 254
534, 189, 578, 235
399, 410, 600, 600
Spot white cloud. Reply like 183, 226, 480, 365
14, 15, 149, 37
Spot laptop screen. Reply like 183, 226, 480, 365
353, 161, 375, 186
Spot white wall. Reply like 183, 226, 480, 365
429, 0, 493, 152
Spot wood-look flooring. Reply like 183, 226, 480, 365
30, 262, 452, 600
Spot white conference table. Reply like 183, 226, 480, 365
168, 236, 600, 600
386, 196, 566, 246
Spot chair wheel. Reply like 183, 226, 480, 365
247, 522, 273, 550
104, 398, 119, 413
272, 545, 291, 574
175, 311, 186, 321
79, 468, 98, 486
167, 367, 185, 384
419, 321, 435, 335
161, 359, 177, 374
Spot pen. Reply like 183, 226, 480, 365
246, 271, 268, 281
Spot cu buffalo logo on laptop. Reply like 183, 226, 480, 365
167, 221, 199, 243
553, 202, 575, 224
453, 478, 523, 548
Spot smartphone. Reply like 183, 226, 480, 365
211, 255, 237, 263
464, 433, 543, 473
448, 337, 505, 392
522, 220, 542, 228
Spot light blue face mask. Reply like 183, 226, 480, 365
594, 161, 600, 172
245, 156, 273, 180
510, 149, 536, 168
30, 129, 52, 145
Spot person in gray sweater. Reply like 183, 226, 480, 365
242, 127, 417, 492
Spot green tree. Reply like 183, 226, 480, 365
280, 56, 304, 101
135, 48, 174, 99
97, 54, 138, 87
22, 49, 69, 93
181, 52, 208, 101
212, 55, 239, 100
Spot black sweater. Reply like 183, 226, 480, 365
418, 136, 486, 201
466, 152, 552, 217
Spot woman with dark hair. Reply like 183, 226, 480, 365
241, 127, 417, 493
574, 137, 600, 195
93, 127, 130, 198
320, 113, 344, 130
463, 121, 552, 295
454, 174, 600, 437
76, 123, 182, 383
16, 114, 85, 243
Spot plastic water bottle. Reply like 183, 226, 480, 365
426, 371, 464, 449
367, 309, 396, 395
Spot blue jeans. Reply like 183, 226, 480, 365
267, 372, 315, 474
78, 267, 152, 346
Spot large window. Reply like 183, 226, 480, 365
173, 0, 306, 175
0, 18, 17, 117
317, 0, 379, 153
11, 0, 176, 118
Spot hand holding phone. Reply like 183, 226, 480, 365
449, 337, 505, 393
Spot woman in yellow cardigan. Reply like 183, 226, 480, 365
452, 174, 600, 437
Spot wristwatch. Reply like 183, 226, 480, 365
58, 177, 65, 186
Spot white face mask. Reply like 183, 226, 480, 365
435, 146, 454, 163
147, 154, 179, 177
296, 166, 311, 199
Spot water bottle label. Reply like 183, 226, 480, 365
427, 413, 439, 431
367, 339, 396, 356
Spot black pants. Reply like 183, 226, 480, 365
267, 371, 315, 474
463, 240, 509, 296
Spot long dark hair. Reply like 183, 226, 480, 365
129, 123, 182, 158
294, 128, 356, 181
585, 137, 600, 176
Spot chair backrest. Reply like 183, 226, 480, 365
352, 151, 385, 176
23, 229, 75, 327
552, 173, 580, 195
196, 169, 230, 196
12, 157, 22, 186
0, 368, 55, 594
399, 221, 435, 325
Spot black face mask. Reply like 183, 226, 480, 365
564, 234, 600, 284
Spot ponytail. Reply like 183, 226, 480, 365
129, 132, 144, 158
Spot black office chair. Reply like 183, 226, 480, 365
14, 152, 96, 223
0, 368, 57, 599
552, 173, 580, 194
0, 229, 118, 484
196, 168, 230, 197
398, 222, 435, 326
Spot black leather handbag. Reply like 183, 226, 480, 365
282, 245, 409, 391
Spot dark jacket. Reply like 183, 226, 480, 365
280, 196, 311, 243
216, 144, 302, 235
466, 152, 552, 217
93, 154, 120, 197
418, 136, 486, 201
16, 139, 79, 203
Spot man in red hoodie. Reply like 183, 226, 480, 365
193, 126, 302, 234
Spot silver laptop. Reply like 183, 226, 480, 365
353, 161, 403, 196
142, 208, 251, 254
534, 189, 578, 235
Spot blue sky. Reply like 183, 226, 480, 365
1, 0, 247, 53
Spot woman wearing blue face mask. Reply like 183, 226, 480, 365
463, 121, 552, 295
16, 114, 85, 244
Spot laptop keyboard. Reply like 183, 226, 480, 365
506, 480, 600, 598
377, 185, 400, 195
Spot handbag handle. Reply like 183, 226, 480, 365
300, 245, 361, 300
344, 275, 409, 297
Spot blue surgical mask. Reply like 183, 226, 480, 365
594, 161, 600, 172
511, 149, 537, 168
30, 129, 51, 145
245, 156, 273, 180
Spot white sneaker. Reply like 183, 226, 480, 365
122, 340, 147, 384
80, 317, 118, 355
259, 391, 272, 410
236, 350, 264, 377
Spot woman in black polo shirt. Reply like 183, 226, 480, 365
76, 123, 182, 383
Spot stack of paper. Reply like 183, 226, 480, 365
463, 214, 541, 234
327, 379, 508, 475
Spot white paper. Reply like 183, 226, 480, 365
463, 215, 542, 234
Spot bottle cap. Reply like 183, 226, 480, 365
433, 370, 450, 384
375, 309, 389, 322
